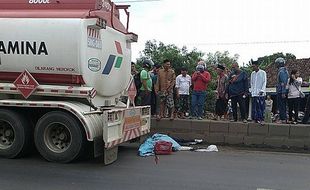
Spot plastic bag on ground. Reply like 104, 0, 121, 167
194, 145, 219, 152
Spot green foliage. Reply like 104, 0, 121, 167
241, 52, 297, 76
205, 51, 239, 69
136, 40, 204, 74
243, 52, 296, 70
206, 89, 216, 112
204, 51, 240, 90
137, 41, 238, 86
241, 66, 252, 77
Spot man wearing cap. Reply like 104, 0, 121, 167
215, 64, 228, 120
190, 62, 211, 120
250, 60, 267, 124
139, 60, 153, 106
275, 57, 289, 123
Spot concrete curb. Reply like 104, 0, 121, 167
151, 118, 310, 150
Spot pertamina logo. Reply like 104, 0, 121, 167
13, 70, 39, 99
102, 41, 123, 75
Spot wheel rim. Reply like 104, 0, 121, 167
0, 120, 15, 149
44, 122, 72, 153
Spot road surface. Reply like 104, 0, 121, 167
0, 145, 309, 190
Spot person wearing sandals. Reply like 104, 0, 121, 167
287, 70, 302, 124
190, 62, 211, 120
227, 63, 249, 123
249, 60, 267, 125
175, 67, 191, 119
150, 64, 161, 117
155, 59, 176, 121
215, 64, 228, 120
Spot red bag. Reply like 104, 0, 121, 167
154, 141, 172, 155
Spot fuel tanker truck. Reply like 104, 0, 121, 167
0, 0, 150, 164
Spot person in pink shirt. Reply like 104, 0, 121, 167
190, 63, 211, 120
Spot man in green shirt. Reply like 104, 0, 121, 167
139, 60, 153, 106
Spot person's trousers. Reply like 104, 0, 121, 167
252, 96, 265, 122
151, 91, 159, 115
215, 98, 228, 116
288, 98, 300, 122
140, 91, 151, 106
231, 95, 246, 121
191, 91, 207, 118
265, 110, 272, 123
277, 93, 287, 121
302, 95, 310, 123
178, 95, 190, 113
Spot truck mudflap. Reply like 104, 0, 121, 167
103, 106, 151, 149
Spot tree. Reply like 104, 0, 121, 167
205, 51, 239, 69
203, 51, 240, 89
243, 52, 296, 70
136, 40, 204, 74
242, 52, 297, 76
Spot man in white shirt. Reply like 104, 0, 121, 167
250, 60, 267, 124
175, 67, 191, 119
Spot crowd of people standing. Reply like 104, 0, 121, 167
131, 57, 310, 125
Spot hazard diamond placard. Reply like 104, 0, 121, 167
13, 70, 39, 99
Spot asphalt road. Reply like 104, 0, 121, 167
0, 145, 309, 190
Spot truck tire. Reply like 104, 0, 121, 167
0, 109, 32, 158
34, 111, 87, 163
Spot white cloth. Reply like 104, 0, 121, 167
288, 77, 302, 99
250, 69, 267, 97
175, 74, 191, 95
194, 145, 219, 152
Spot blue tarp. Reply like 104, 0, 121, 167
138, 133, 181, 157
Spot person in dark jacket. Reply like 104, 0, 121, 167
227, 63, 248, 123
150, 64, 161, 116
275, 57, 289, 123
131, 62, 141, 105
302, 95, 310, 124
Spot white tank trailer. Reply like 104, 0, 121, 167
0, 0, 150, 164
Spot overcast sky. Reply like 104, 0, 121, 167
115, 0, 310, 65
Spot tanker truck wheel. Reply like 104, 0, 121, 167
0, 109, 32, 158
34, 111, 86, 163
